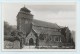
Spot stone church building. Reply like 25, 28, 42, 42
16, 7, 74, 48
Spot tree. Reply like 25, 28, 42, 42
4, 21, 18, 41
61, 28, 66, 36
4, 21, 17, 36
4, 21, 12, 35
11, 30, 17, 36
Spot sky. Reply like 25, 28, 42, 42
2, 2, 76, 31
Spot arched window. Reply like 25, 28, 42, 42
54, 36, 60, 42
39, 34, 44, 40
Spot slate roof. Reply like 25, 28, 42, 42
32, 28, 61, 35
32, 19, 61, 35
32, 19, 60, 29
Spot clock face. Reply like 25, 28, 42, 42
25, 20, 28, 24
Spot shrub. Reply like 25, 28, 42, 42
4, 35, 20, 42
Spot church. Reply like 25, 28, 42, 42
16, 6, 74, 49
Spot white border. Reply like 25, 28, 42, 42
2, 2, 77, 52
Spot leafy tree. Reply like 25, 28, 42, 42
61, 28, 66, 36
4, 21, 17, 36
11, 30, 17, 36
4, 21, 18, 41
4, 21, 12, 35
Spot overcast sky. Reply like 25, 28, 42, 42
2, 2, 76, 31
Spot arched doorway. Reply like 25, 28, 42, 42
29, 38, 34, 45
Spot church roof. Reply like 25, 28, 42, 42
32, 19, 60, 29
32, 19, 61, 35
32, 27, 61, 35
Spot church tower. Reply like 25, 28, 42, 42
17, 6, 33, 36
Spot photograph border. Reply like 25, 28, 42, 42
1, 1, 77, 52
